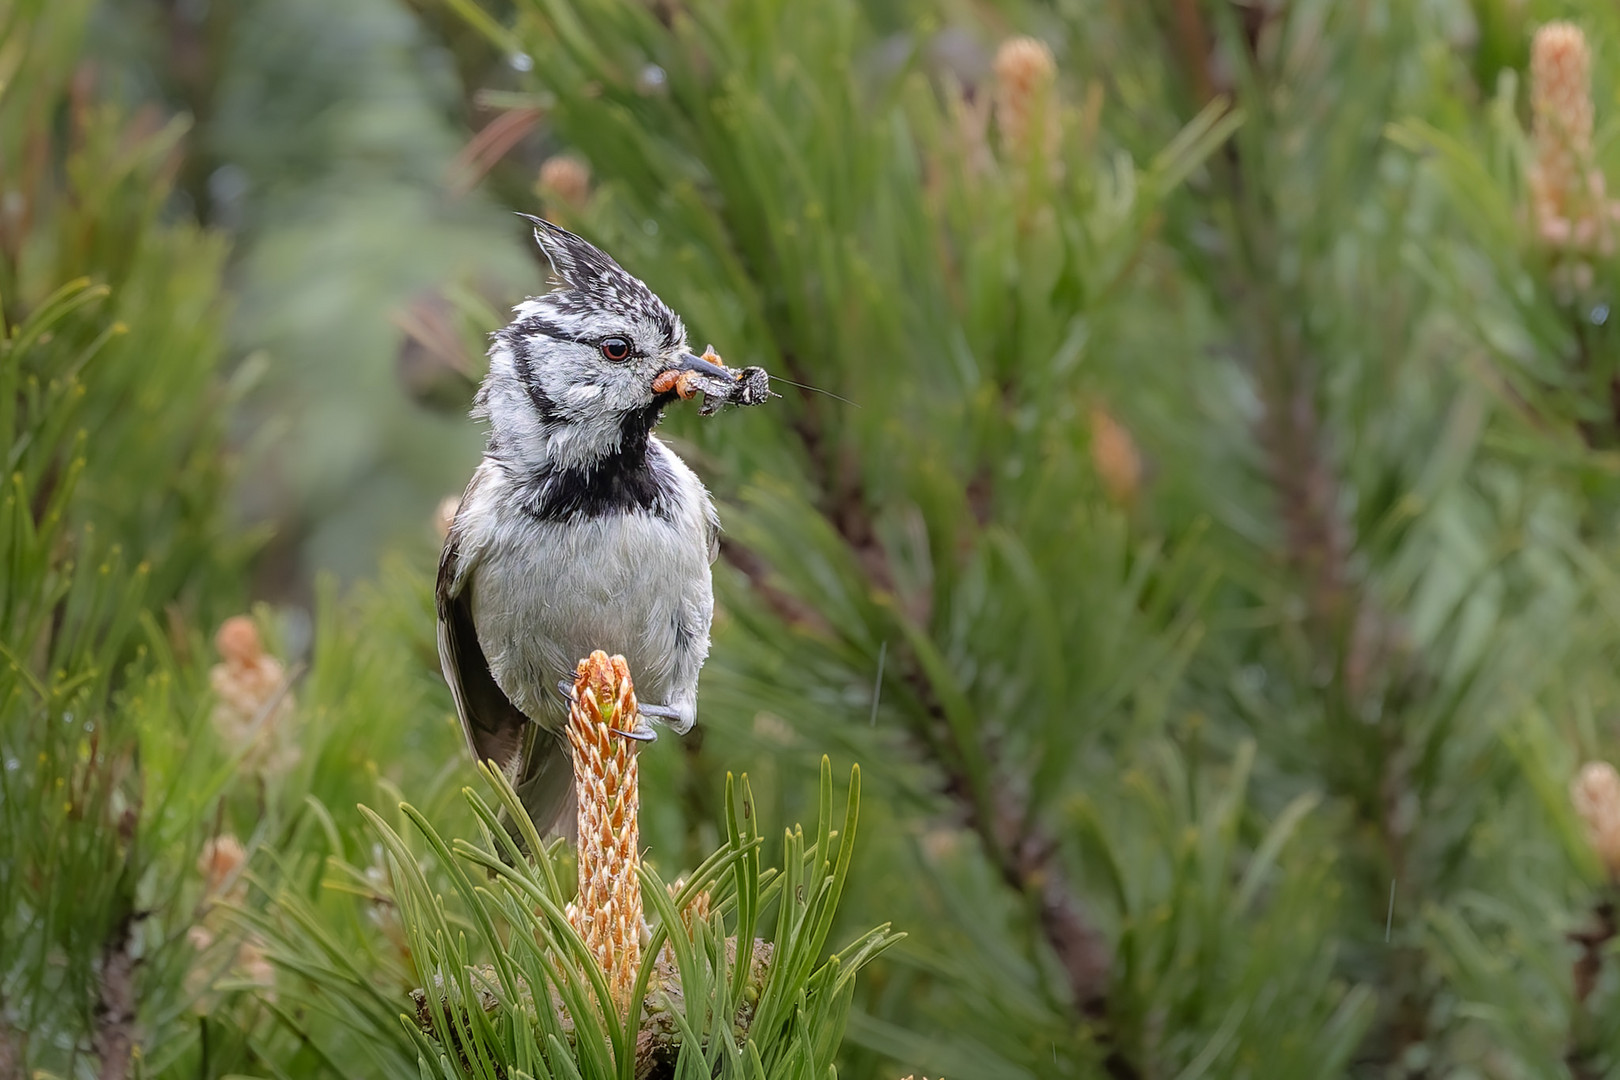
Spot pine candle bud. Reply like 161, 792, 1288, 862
1528, 22, 1617, 258
1532, 23, 1592, 191
209, 616, 296, 769
1572, 761, 1620, 879
539, 155, 592, 210
994, 36, 1060, 165
1089, 405, 1142, 505
197, 834, 247, 903
567, 651, 643, 1017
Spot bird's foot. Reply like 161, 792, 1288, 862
611, 722, 657, 742
638, 701, 696, 736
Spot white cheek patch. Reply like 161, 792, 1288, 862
543, 416, 624, 470
562, 383, 606, 408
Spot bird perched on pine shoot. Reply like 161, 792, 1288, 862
437, 216, 769, 838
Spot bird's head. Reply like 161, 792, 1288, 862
476, 217, 728, 471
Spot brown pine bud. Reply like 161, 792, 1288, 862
197, 834, 248, 902
668, 877, 712, 938
209, 616, 298, 773
234, 937, 277, 998
1532, 22, 1592, 174
994, 36, 1060, 165
1573, 761, 1620, 879
1528, 22, 1619, 261
1089, 405, 1142, 505
539, 155, 592, 210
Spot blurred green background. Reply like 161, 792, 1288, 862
18, 0, 1620, 1077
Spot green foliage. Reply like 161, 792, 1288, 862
27, 0, 1620, 1077
428, 0, 1620, 1076
0, 0, 243, 1068
248, 758, 896, 1079
436, 0, 1350, 1076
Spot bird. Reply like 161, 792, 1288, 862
436, 216, 751, 839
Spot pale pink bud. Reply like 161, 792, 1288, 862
1572, 761, 1620, 878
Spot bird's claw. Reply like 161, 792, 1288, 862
611, 724, 657, 742
638, 701, 694, 735
555, 681, 682, 741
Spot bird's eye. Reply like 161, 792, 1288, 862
599, 337, 632, 362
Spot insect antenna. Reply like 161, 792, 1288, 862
769, 374, 859, 408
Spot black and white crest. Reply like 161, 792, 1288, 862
473, 216, 696, 479
516, 215, 683, 349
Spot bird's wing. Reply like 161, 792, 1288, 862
436, 489, 528, 783
704, 491, 721, 564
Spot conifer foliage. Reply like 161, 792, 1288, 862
20, 1, 1620, 1078
443, 0, 1620, 1076
0, 1, 242, 1071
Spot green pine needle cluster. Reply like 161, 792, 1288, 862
246, 760, 894, 1080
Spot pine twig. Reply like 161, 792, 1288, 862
0, 1014, 23, 1080
91, 909, 137, 1080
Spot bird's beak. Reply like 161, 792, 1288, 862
671, 352, 732, 379
653, 350, 734, 399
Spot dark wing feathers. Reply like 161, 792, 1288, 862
436, 520, 528, 782
436, 490, 577, 840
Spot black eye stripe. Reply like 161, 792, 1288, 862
510, 316, 633, 350
507, 312, 649, 363
511, 315, 573, 341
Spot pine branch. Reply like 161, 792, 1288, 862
1179, 8, 1436, 1063
1166, 0, 1218, 105
0, 1017, 22, 1080
90, 909, 137, 1080
724, 364, 1136, 1078
1567, 896, 1616, 1077
914, 661, 1131, 1078
1570, 898, 1614, 1006
718, 536, 832, 636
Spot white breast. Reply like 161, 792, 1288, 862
457, 447, 714, 721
